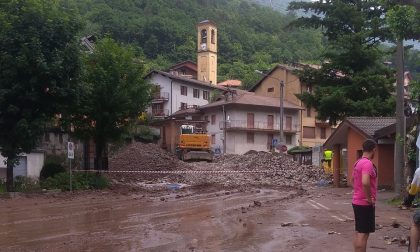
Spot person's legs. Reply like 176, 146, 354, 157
410, 224, 420, 252
353, 233, 369, 252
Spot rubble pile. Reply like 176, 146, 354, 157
108, 142, 192, 182
183, 152, 332, 187
107, 142, 331, 188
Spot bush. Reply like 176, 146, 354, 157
0, 179, 5, 193
41, 172, 110, 191
14, 176, 40, 192
40, 162, 66, 180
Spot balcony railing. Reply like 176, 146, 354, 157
151, 109, 169, 118
315, 119, 329, 126
219, 120, 298, 132
152, 92, 170, 103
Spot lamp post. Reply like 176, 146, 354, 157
255, 70, 284, 148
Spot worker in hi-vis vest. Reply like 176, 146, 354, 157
323, 149, 333, 167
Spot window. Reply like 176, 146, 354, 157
211, 134, 216, 144
267, 115, 274, 129
306, 106, 311, 117
181, 86, 187, 96
193, 88, 200, 98
211, 29, 215, 44
247, 113, 254, 128
303, 126, 316, 139
204, 115, 209, 122
180, 102, 188, 110
247, 132, 254, 143
320, 127, 326, 139
201, 29, 207, 44
286, 135, 292, 145
203, 90, 209, 100
285, 116, 292, 131
211, 115, 216, 125
267, 87, 274, 93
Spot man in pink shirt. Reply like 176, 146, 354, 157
352, 139, 377, 252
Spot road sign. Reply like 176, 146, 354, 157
281, 145, 288, 152
272, 139, 278, 147
68, 142, 74, 159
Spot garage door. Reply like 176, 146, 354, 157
14, 157, 27, 177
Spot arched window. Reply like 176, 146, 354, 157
211, 29, 215, 44
201, 29, 207, 44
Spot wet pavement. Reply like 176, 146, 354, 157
0, 186, 413, 251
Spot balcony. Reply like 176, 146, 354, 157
151, 109, 169, 119
152, 92, 169, 103
315, 119, 329, 126
219, 120, 298, 133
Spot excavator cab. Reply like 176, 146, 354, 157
176, 124, 213, 162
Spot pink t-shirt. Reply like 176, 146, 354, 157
352, 157, 377, 206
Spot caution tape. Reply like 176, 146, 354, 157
73, 169, 273, 174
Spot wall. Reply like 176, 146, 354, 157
203, 105, 300, 154
346, 127, 367, 187
148, 74, 214, 116
377, 143, 394, 188
0, 152, 45, 180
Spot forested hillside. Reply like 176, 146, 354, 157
74, 0, 324, 88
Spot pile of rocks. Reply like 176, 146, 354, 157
108, 142, 192, 182
107, 142, 331, 188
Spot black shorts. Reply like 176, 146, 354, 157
352, 204, 375, 233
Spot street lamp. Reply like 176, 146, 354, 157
255, 70, 284, 147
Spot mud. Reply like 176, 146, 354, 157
0, 186, 412, 252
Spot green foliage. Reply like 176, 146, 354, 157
386, 4, 419, 41
70, 37, 152, 169
133, 125, 159, 143
289, 0, 396, 125
0, 0, 83, 190
40, 162, 66, 180
73, 0, 325, 86
0, 180, 6, 193
13, 176, 41, 192
287, 145, 311, 154
41, 172, 110, 191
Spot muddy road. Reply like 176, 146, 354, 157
0, 186, 412, 252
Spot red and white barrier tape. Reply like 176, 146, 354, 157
73, 170, 273, 174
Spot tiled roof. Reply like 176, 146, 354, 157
144, 70, 225, 91
217, 79, 242, 87
200, 92, 303, 110
346, 117, 396, 137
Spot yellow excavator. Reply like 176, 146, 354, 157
176, 125, 213, 162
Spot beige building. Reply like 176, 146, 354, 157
249, 64, 335, 147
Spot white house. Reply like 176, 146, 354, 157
200, 90, 302, 154
0, 151, 45, 180
144, 70, 223, 119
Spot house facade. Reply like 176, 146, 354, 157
249, 64, 335, 147
144, 70, 223, 119
200, 90, 302, 154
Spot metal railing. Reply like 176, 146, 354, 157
152, 92, 170, 102
151, 109, 169, 118
219, 120, 298, 132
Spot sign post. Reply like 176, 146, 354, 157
68, 142, 74, 192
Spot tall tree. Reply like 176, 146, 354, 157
0, 0, 82, 191
288, 0, 395, 125
71, 38, 152, 170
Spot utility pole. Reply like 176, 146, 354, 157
394, 39, 405, 194
279, 80, 284, 145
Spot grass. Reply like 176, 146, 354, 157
387, 196, 403, 206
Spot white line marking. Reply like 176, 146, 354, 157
307, 201, 321, 209
331, 215, 345, 222
309, 200, 330, 210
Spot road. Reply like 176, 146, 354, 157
0, 186, 413, 251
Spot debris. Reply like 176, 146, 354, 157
301, 224, 310, 227
160, 197, 165, 201
241, 207, 247, 213
391, 219, 400, 228
281, 222, 293, 227
375, 224, 383, 230
254, 201, 262, 207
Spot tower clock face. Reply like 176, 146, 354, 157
200, 43, 207, 50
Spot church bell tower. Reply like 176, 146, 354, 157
197, 20, 217, 85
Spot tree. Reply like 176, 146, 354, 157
288, 0, 396, 125
71, 38, 152, 170
0, 0, 82, 191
